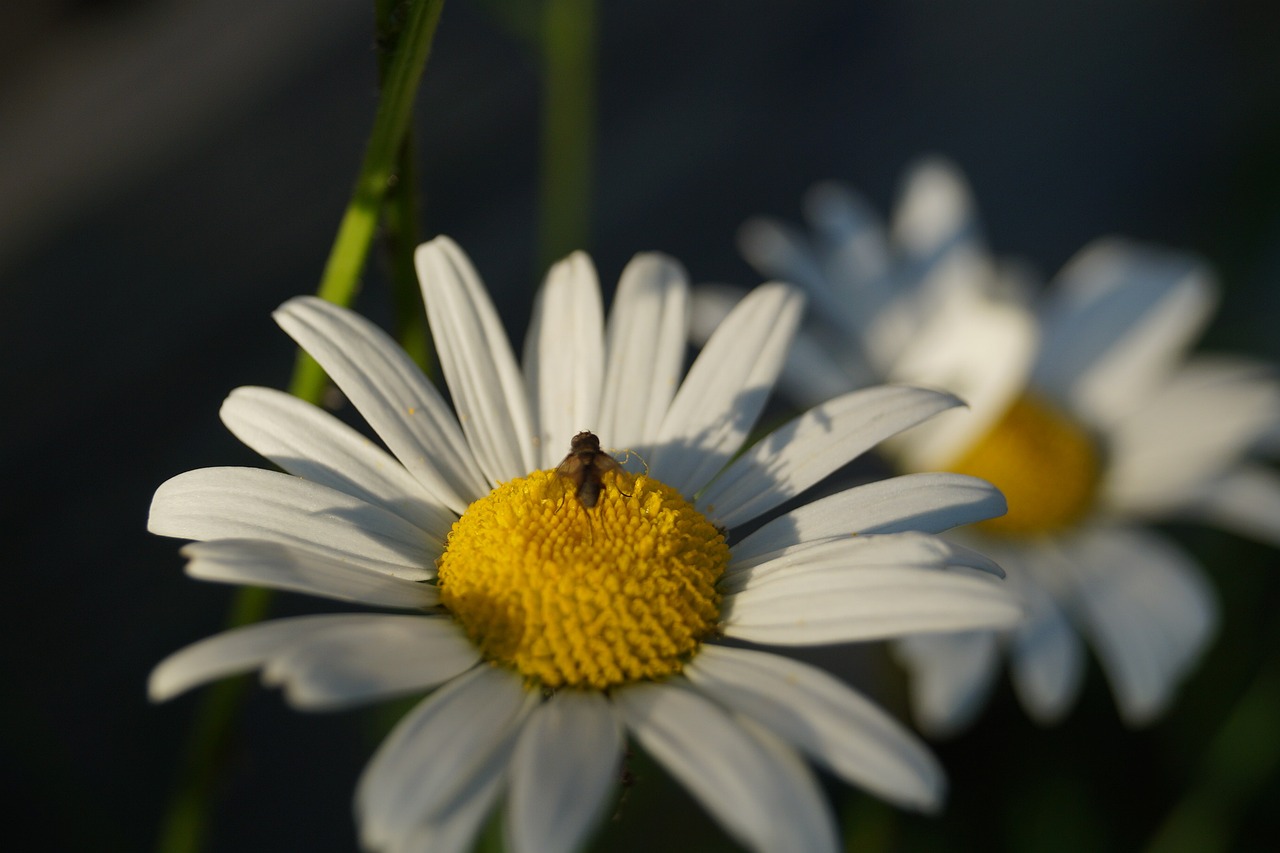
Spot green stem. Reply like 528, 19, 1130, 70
156, 4, 446, 852
1143, 657, 1280, 853
538, 0, 597, 272
291, 0, 447, 403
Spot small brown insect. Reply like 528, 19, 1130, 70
555, 430, 626, 509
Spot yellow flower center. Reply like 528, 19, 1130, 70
436, 469, 728, 690
943, 393, 1103, 537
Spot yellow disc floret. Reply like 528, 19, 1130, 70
944, 393, 1103, 537
437, 468, 728, 690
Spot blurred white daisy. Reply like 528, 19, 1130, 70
149, 236, 1021, 853
711, 159, 1280, 734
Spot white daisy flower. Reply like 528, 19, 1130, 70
714, 159, 1280, 735
149, 236, 1022, 853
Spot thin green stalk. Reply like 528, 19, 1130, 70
538, 0, 597, 272
292, 0, 447, 403
156, 4, 446, 852
1143, 657, 1280, 853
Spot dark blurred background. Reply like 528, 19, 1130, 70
4, 1, 1280, 850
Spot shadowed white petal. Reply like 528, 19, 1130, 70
724, 531, 1004, 591
803, 182, 895, 319
648, 283, 805, 495
1033, 239, 1218, 425
886, 280, 1038, 470
220, 386, 455, 538
697, 386, 962, 527
597, 253, 690, 452
258, 616, 480, 710
692, 284, 871, 410
149, 614, 373, 702
686, 645, 944, 812
416, 236, 537, 483
1061, 527, 1218, 726
182, 540, 437, 609
506, 691, 622, 853
1178, 465, 1280, 547
723, 565, 1021, 645
149, 467, 435, 579
1105, 358, 1280, 513
729, 473, 1006, 565
274, 296, 487, 514
358, 666, 533, 851
1008, 575, 1086, 725
893, 630, 1002, 738
524, 253, 605, 469
389, 742, 511, 853
618, 681, 837, 853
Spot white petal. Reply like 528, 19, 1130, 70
1008, 574, 1086, 725
357, 666, 533, 851
691, 284, 871, 410
506, 691, 622, 853
219, 386, 454, 538
729, 473, 1007, 564
1060, 527, 1218, 726
1104, 358, 1280, 513
1177, 464, 1280, 546
697, 385, 962, 527
149, 467, 436, 579
1033, 239, 1218, 425
523, 252, 605, 469
597, 252, 690, 451
181, 539, 437, 609
686, 645, 944, 811
723, 564, 1022, 646
893, 631, 1002, 737
725, 531, 1004, 591
648, 283, 805, 496
415, 236, 537, 483
802, 182, 896, 322
150, 614, 371, 702
890, 157, 981, 265
885, 279, 1038, 470
258, 616, 480, 710
274, 296, 488, 514
617, 681, 837, 853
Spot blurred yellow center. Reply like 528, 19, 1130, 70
944, 393, 1102, 537
437, 469, 728, 690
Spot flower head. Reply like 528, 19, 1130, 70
720, 159, 1280, 732
150, 236, 1020, 852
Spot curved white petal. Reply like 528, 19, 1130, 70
723, 565, 1022, 646
725, 531, 1004, 592
1060, 527, 1218, 726
697, 385, 961, 527
1007, 574, 1086, 725
149, 614, 474, 709
150, 614, 371, 702
258, 616, 480, 710
648, 283, 805, 496
219, 386, 455, 538
274, 296, 488, 514
597, 252, 690, 451
506, 691, 622, 853
1177, 464, 1280, 547
181, 539, 437, 609
893, 630, 1002, 738
729, 473, 1006, 564
618, 681, 837, 853
415, 236, 537, 484
357, 666, 533, 851
1033, 239, 1218, 425
686, 645, 944, 812
149, 467, 436, 579
523, 252, 605, 469
1105, 358, 1280, 513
